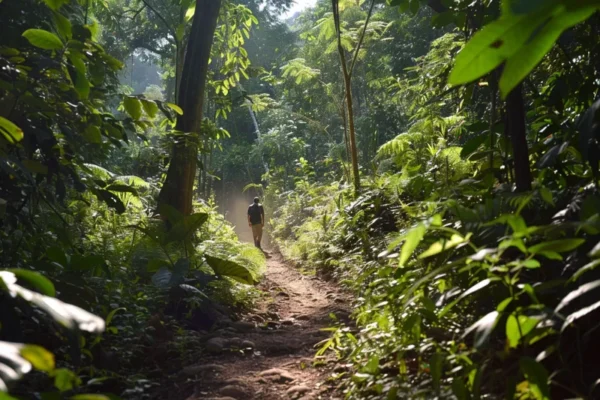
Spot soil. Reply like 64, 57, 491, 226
167, 252, 351, 400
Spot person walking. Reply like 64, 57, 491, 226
247, 197, 265, 249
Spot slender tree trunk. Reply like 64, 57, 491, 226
332, 0, 361, 195
158, 0, 222, 215
201, 137, 208, 196
206, 148, 213, 198
340, 104, 351, 181
344, 74, 360, 194
506, 84, 532, 192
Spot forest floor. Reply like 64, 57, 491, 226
166, 251, 351, 400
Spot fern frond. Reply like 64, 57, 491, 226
114, 175, 151, 189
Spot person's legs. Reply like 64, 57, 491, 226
256, 224, 263, 248
251, 224, 262, 248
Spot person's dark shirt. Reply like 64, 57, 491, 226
248, 203, 264, 225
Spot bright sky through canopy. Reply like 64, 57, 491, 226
282, 0, 318, 19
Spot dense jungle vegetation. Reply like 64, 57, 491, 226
3, 0, 600, 398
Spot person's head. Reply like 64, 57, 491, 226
254, 197, 260, 204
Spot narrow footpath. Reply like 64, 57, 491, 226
170, 253, 351, 400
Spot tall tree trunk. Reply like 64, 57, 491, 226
506, 84, 532, 192
174, 41, 185, 101
158, 0, 222, 215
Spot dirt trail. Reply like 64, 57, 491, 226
180, 252, 350, 400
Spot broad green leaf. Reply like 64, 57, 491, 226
141, 99, 159, 118
69, 53, 89, 99
20, 345, 55, 372
363, 355, 379, 374
500, 6, 597, 97
53, 368, 80, 392
506, 215, 527, 235
449, 11, 552, 86
538, 250, 563, 260
419, 233, 471, 259
205, 254, 257, 285
0, 116, 24, 143
185, 3, 196, 21
70, 395, 110, 400
83, 125, 102, 144
167, 213, 209, 243
74, 71, 90, 100
540, 187, 554, 206
497, 297, 513, 312
556, 280, 600, 312
7, 269, 55, 296
123, 97, 143, 120
69, 53, 85, 75
22, 29, 63, 50
519, 357, 550, 400
52, 11, 72, 39
506, 314, 539, 348
521, 259, 541, 269
460, 133, 489, 158
158, 203, 184, 225
399, 223, 426, 267
529, 238, 585, 254
166, 102, 183, 115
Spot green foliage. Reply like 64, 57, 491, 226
449, 1, 600, 97
263, 1, 600, 398
0, 0, 269, 397
4, 0, 600, 397
22, 28, 64, 50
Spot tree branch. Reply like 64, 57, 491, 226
348, 0, 376, 80
140, 0, 175, 37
